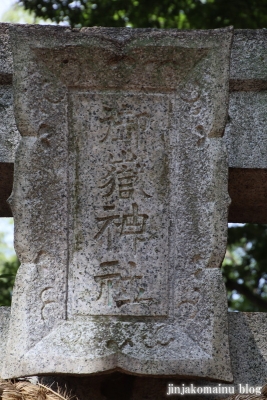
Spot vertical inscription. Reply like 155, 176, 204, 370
94, 203, 149, 252
94, 260, 153, 308
69, 92, 171, 316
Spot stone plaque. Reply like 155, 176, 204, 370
69, 92, 169, 317
3, 26, 233, 380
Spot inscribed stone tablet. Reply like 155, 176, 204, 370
69, 92, 169, 317
3, 26, 233, 381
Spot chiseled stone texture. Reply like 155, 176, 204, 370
224, 30, 267, 169
0, 83, 20, 217
1, 310, 267, 398
3, 26, 233, 380
0, 24, 12, 81
230, 30, 267, 84
0, 307, 10, 374
225, 30, 267, 223
228, 312, 267, 391
0, 24, 20, 163
38, 312, 267, 400
1, 309, 267, 398
0, 85, 20, 163
225, 92, 267, 169
0, 24, 20, 217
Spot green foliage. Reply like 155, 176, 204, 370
18, 0, 267, 29
2, 3, 53, 24
222, 224, 267, 311
0, 257, 20, 306
0, 221, 20, 306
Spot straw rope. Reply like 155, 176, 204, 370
1, 378, 267, 399
0, 379, 75, 400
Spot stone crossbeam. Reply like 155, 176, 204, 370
0, 28, 266, 223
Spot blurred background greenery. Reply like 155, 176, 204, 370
0, 0, 266, 311
224, 224, 267, 311
4, 0, 267, 29
0, 219, 19, 306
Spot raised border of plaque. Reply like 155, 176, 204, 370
3, 26, 233, 381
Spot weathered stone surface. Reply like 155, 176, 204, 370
0, 25, 20, 216
0, 85, 20, 217
39, 312, 267, 400
225, 30, 267, 223
228, 312, 267, 391
0, 24, 12, 81
3, 26, 233, 380
0, 25, 20, 161
226, 30, 267, 223
2, 310, 267, 398
0, 307, 10, 374
225, 92, 267, 170
1, 310, 267, 398
0, 85, 20, 164
230, 30, 267, 83
0, 29, 266, 224
0, 28, 266, 222
0, 24, 20, 163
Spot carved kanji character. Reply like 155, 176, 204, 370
99, 102, 151, 152
120, 203, 148, 235
99, 161, 140, 199
94, 203, 149, 251
94, 260, 153, 307
93, 205, 120, 248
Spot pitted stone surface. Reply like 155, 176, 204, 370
3, 26, 233, 380
225, 30, 267, 223
0, 307, 10, 373
0, 25, 20, 216
230, 30, 267, 83
225, 30, 267, 170
0, 85, 20, 163
0, 25, 20, 217
0, 24, 12, 80
38, 312, 267, 400
225, 92, 267, 169
0, 311, 267, 398
0, 24, 20, 163
70, 92, 169, 317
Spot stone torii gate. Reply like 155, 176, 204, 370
0, 24, 266, 399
